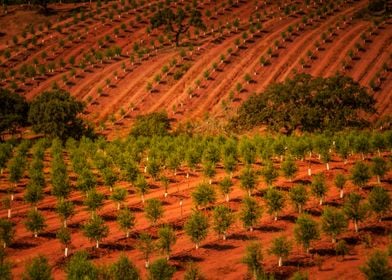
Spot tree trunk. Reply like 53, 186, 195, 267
326, 162, 330, 171
64, 247, 68, 257
249, 226, 253, 232
340, 189, 344, 199
332, 237, 336, 243
319, 198, 323, 206
63, 220, 67, 228
223, 232, 227, 240
354, 220, 358, 233
225, 194, 229, 202
141, 194, 145, 204
274, 212, 278, 221
248, 190, 251, 197
195, 243, 199, 249
377, 175, 380, 184
96, 240, 99, 248
145, 260, 149, 268
308, 167, 312, 176
278, 256, 282, 267
209, 179, 212, 185
117, 202, 121, 210
298, 204, 302, 214
7, 209, 11, 218
34, 231, 38, 238
164, 192, 168, 198
11, 194, 14, 201
3, 242, 5, 248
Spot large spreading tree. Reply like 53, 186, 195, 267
150, 6, 206, 46
231, 74, 375, 134
28, 90, 88, 140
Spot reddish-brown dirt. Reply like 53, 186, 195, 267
0, 0, 391, 138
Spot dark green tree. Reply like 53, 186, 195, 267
289, 185, 309, 214
360, 250, 392, 280
262, 160, 278, 188
212, 205, 235, 240
66, 251, 98, 280
294, 214, 320, 253
56, 199, 74, 228
137, 232, 155, 268
117, 207, 136, 238
110, 187, 127, 210
82, 214, 109, 248
240, 166, 258, 197
242, 242, 263, 280
191, 183, 216, 210
110, 255, 140, 280
219, 176, 233, 202
84, 189, 105, 217
148, 258, 176, 280
371, 157, 389, 184
184, 211, 209, 249
0, 88, 29, 137
311, 173, 328, 206
343, 192, 368, 233
334, 173, 347, 199
351, 161, 371, 189
157, 226, 177, 260
281, 156, 298, 182
150, 7, 206, 46
144, 198, 164, 226
321, 207, 348, 243
264, 188, 285, 221
22, 255, 52, 280
134, 174, 149, 204
25, 209, 46, 238
240, 197, 262, 232
0, 218, 14, 248
57, 227, 71, 257
268, 236, 292, 267
28, 90, 87, 140
368, 186, 391, 221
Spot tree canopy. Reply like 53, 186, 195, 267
28, 90, 88, 140
130, 112, 171, 137
0, 88, 29, 137
230, 74, 376, 134
150, 6, 206, 46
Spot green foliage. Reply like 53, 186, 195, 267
82, 214, 109, 248
264, 188, 285, 220
144, 198, 164, 226
22, 255, 52, 280
25, 209, 46, 237
321, 207, 348, 242
262, 161, 278, 187
191, 183, 216, 209
268, 236, 292, 266
290, 271, 309, 280
219, 176, 233, 201
110, 187, 127, 210
28, 89, 88, 140
240, 197, 262, 231
148, 258, 176, 280
117, 207, 135, 238
371, 157, 389, 183
281, 156, 298, 181
76, 168, 96, 193
57, 226, 71, 246
212, 205, 235, 240
294, 214, 320, 253
360, 250, 392, 280
134, 174, 150, 203
289, 185, 309, 213
66, 251, 98, 280
240, 166, 258, 196
231, 74, 375, 133
0, 87, 29, 135
368, 186, 391, 220
157, 226, 177, 259
130, 112, 170, 137
0, 248, 12, 280
184, 262, 205, 280
0, 219, 14, 247
137, 232, 155, 266
56, 199, 74, 227
351, 161, 371, 189
110, 255, 140, 280
184, 211, 209, 249
343, 192, 368, 232
311, 173, 328, 205
84, 190, 105, 214
150, 6, 206, 46
334, 173, 347, 198
242, 242, 263, 280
